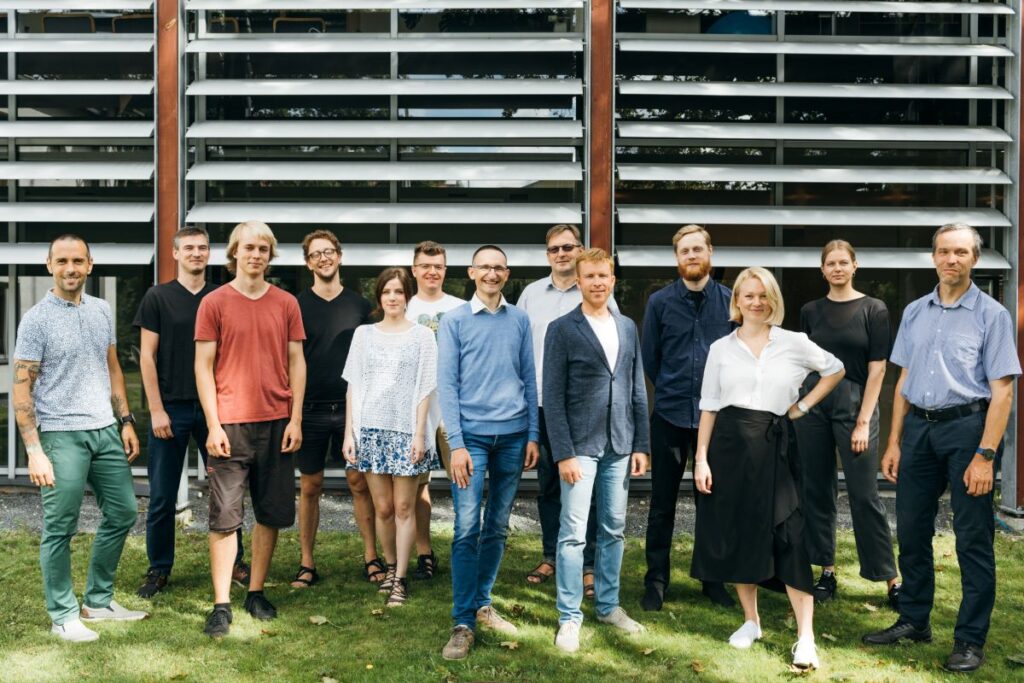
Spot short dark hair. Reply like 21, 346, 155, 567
372, 267, 415, 320
413, 240, 446, 263
471, 244, 507, 264
302, 229, 342, 260
48, 234, 91, 260
545, 224, 581, 245
173, 226, 209, 249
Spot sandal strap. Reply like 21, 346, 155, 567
365, 558, 387, 580
388, 579, 409, 605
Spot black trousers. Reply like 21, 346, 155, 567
896, 410, 996, 646
791, 377, 897, 581
644, 412, 698, 589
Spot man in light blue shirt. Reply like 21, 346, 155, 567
862, 224, 1020, 674
438, 244, 539, 661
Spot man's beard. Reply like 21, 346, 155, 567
678, 259, 711, 282
314, 268, 340, 284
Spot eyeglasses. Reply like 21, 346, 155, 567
414, 263, 446, 272
472, 264, 509, 275
546, 243, 581, 255
307, 247, 339, 262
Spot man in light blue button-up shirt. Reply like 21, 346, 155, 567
863, 224, 1020, 674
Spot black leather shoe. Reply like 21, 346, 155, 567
701, 581, 735, 608
812, 571, 837, 604
641, 583, 664, 611
887, 583, 901, 611
862, 620, 932, 645
945, 640, 984, 672
244, 592, 277, 620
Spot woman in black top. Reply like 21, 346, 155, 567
792, 240, 900, 608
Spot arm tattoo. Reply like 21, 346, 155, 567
111, 393, 128, 418
12, 361, 43, 454
12, 360, 39, 386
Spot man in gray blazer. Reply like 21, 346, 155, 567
542, 248, 650, 653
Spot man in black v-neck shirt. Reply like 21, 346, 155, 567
290, 230, 375, 589
133, 226, 248, 598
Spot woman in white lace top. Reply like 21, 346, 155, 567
342, 267, 439, 607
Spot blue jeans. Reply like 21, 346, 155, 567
557, 448, 630, 624
146, 400, 242, 574
450, 431, 528, 629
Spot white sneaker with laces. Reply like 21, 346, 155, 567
728, 620, 763, 649
792, 637, 820, 670
475, 605, 518, 635
51, 618, 99, 643
596, 606, 646, 634
81, 599, 149, 622
555, 621, 581, 653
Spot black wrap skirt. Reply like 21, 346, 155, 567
689, 406, 814, 593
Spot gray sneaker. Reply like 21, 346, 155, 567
555, 620, 581, 653
476, 605, 518, 634
596, 606, 646, 634
81, 599, 149, 622
51, 618, 99, 643
442, 625, 475, 660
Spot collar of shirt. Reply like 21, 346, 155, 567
470, 293, 508, 315
926, 282, 980, 311
543, 275, 578, 294
45, 290, 84, 308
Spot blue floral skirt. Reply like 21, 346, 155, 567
353, 427, 438, 477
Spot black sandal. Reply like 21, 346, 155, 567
364, 558, 387, 584
583, 570, 596, 600
377, 564, 397, 594
386, 577, 408, 608
414, 551, 438, 581
290, 565, 320, 588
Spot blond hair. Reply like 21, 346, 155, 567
730, 267, 784, 326
225, 220, 278, 274
672, 224, 712, 250
574, 247, 614, 275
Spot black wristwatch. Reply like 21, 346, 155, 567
975, 447, 996, 461
119, 413, 137, 429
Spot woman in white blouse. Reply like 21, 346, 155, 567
691, 267, 844, 671
342, 267, 439, 608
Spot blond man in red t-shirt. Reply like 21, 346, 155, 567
195, 220, 306, 637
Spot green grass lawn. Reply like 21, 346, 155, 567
1, 530, 1023, 682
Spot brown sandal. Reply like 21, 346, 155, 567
526, 560, 556, 584
583, 570, 596, 600
364, 558, 387, 584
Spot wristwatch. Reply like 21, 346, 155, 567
119, 413, 137, 429
975, 447, 996, 461
796, 400, 810, 416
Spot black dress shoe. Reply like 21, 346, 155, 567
887, 583, 901, 611
812, 571, 837, 604
701, 581, 735, 608
641, 583, 664, 611
945, 640, 984, 672
862, 620, 932, 645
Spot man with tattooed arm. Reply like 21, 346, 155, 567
14, 234, 147, 642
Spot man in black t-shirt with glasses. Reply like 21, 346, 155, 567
134, 226, 249, 598
290, 230, 375, 589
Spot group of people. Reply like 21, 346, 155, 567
15, 219, 1017, 674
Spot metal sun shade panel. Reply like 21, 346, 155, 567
0, 121, 155, 138
617, 81, 1014, 99
187, 161, 582, 181
617, 1, 1015, 14
186, 119, 584, 140
186, 202, 582, 224
0, 1, 153, 8
187, 0, 583, 8
187, 78, 584, 96
204, 242, 551, 268
615, 205, 1011, 227
618, 38, 1013, 58
617, 164, 1012, 185
0, 36, 153, 54
615, 245, 1011, 270
0, 203, 155, 222
0, 162, 154, 180
0, 243, 153, 266
186, 36, 583, 54
0, 81, 154, 96
616, 122, 1013, 143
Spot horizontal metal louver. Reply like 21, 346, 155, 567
0, 243, 153, 265
617, 122, 1012, 143
616, 205, 1011, 227
186, 202, 583, 225
187, 161, 582, 181
619, 1, 1013, 15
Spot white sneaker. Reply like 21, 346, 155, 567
792, 638, 820, 670
596, 606, 646, 634
476, 605, 518, 635
81, 599, 149, 622
728, 620, 763, 649
555, 621, 581, 653
51, 618, 99, 643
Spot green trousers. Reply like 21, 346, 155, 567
39, 425, 138, 625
